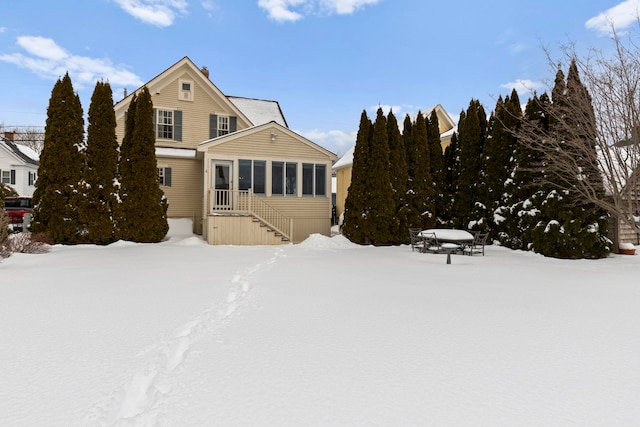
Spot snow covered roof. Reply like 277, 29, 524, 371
156, 147, 197, 159
441, 126, 457, 138
0, 136, 39, 165
228, 97, 288, 128
332, 145, 354, 170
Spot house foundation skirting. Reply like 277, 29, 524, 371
205, 215, 289, 245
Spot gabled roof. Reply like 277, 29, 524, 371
404, 104, 456, 134
0, 136, 39, 166
228, 96, 288, 128
113, 56, 252, 126
197, 121, 337, 160
332, 145, 354, 171
334, 104, 457, 170
113, 56, 288, 128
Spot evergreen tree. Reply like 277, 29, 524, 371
402, 115, 421, 228
343, 110, 373, 244
479, 90, 522, 239
453, 100, 487, 229
406, 112, 435, 229
118, 87, 168, 242
441, 128, 461, 226
386, 110, 410, 244
31, 73, 85, 244
366, 107, 396, 245
427, 110, 445, 224
529, 62, 610, 258
80, 81, 119, 244
500, 93, 548, 249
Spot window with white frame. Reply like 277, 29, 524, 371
272, 162, 297, 196
238, 159, 266, 195
1, 169, 11, 184
179, 79, 193, 101
302, 163, 326, 196
218, 116, 230, 136
156, 109, 173, 139
28, 171, 36, 186
158, 167, 172, 186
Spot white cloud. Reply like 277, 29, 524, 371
369, 104, 404, 117
321, 0, 381, 14
585, 0, 640, 35
299, 128, 357, 153
114, 0, 188, 27
201, 0, 219, 14
258, 0, 380, 22
258, 0, 305, 22
500, 79, 544, 97
0, 36, 144, 89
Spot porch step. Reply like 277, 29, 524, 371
252, 215, 288, 241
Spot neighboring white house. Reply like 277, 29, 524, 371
0, 133, 39, 196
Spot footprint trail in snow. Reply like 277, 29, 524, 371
84, 247, 285, 426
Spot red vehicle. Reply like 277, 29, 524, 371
4, 196, 33, 231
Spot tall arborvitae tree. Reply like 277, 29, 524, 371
528, 62, 610, 258
427, 110, 445, 224
500, 93, 548, 249
453, 100, 487, 229
118, 87, 168, 242
386, 110, 410, 243
406, 112, 435, 229
31, 73, 85, 244
343, 110, 373, 244
366, 107, 396, 245
441, 127, 461, 226
402, 115, 421, 228
80, 81, 119, 244
479, 90, 522, 238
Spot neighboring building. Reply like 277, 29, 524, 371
608, 170, 640, 251
0, 132, 39, 197
332, 104, 456, 221
114, 57, 337, 245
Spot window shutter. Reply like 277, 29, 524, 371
152, 108, 157, 138
230, 116, 237, 133
174, 110, 182, 142
165, 167, 172, 187
209, 114, 218, 139
10, 169, 16, 185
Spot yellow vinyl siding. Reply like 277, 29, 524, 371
206, 128, 329, 161
157, 157, 203, 232
264, 197, 332, 243
335, 166, 351, 220
115, 68, 251, 149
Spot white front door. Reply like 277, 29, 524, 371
212, 160, 233, 210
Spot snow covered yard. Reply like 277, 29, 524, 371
1, 219, 639, 426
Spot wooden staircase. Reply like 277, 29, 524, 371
209, 189, 292, 243
252, 217, 290, 242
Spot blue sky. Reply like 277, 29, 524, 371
0, 0, 638, 156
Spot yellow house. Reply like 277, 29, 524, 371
114, 56, 337, 245
332, 105, 456, 221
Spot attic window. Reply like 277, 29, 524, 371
179, 79, 193, 101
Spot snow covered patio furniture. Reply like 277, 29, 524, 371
464, 231, 489, 256
420, 229, 474, 255
409, 228, 426, 252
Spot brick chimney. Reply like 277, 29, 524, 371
4, 131, 14, 141
201, 66, 210, 79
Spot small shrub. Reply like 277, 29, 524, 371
9, 232, 51, 254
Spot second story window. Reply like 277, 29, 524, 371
209, 114, 237, 139
218, 116, 229, 136
156, 109, 173, 139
